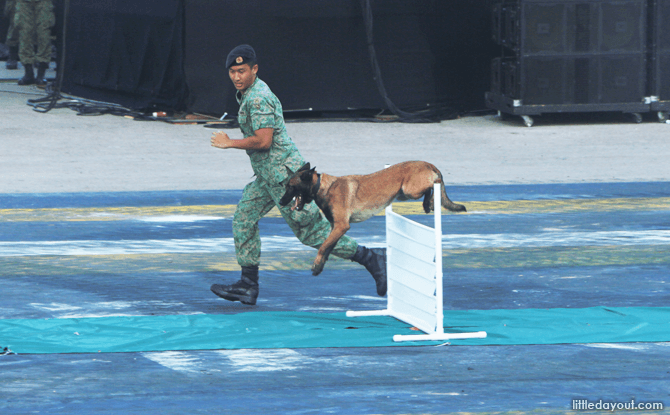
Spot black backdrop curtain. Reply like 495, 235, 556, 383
55, 0, 495, 116
61, 0, 187, 111
184, 0, 497, 117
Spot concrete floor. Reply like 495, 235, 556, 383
2, 78, 670, 194
1, 80, 670, 414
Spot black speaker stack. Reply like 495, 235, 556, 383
650, 0, 670, 114
486, 0, 669, 126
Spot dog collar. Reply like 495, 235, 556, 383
312, 174, 322, 195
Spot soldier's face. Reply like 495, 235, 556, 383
229, 64, 258, 92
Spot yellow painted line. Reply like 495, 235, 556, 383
445, 245, 670, 269
1, 197, 669, 222
2, 245, 668, 276
0, 205, 238, 222
462, 197, 670, 215
0, 252, 340, 276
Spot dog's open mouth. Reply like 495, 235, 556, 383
291, 195, 304, 211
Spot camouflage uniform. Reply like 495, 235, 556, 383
233, 77, 358, 267
4, 0, 18, 48
15, 0, 54, 65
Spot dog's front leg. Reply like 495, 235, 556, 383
312, 221, 350, 276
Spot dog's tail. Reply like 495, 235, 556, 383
435, 171, 466, 213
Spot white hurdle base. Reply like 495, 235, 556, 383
345, 310, 390, 317
347, 182, 486, 343
345, 310, 486, 342
392, 331, 488, 343
345, 309, 487, 343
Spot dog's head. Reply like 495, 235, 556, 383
279, 163, 318, 211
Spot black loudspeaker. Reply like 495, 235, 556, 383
656, 53, 670, 100
491, 2, 519, 50
651, 0, 670, 100
502, 54, 646, 105
516, 0, 645, 55
492, 0, 647, 107
515, 57, 575, 105
492, 3, 504, 45
598, 54, 647, 102
490, 57, 503, 94
600, 1, 646, 52
657, 0, 670, 51
520, 2, 573, 54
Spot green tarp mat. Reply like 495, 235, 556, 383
2, 306, 669, 354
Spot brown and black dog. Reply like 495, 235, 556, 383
279, 161, 466, 276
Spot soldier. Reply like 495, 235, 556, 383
4, 0, 19, 70
209, 44, 387, 306
15, 0, 54, 85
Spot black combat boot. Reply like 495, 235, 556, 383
18, 63, 35, 85
6, 47, 18, 70
36, 62, 49, 86
352, 245, 387, 296
210, 266, 259, 305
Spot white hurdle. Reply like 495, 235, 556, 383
346, 183, 487, 342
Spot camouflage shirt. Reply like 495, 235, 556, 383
236, 77, 304, 184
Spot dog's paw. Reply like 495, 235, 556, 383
311, 261, 324, 276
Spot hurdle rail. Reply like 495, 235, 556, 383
346, 183, 487, 342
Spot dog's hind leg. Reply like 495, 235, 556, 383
422, 187, 434, 213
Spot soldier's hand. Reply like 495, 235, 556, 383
211, 131, 234, 149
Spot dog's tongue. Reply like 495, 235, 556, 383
291, 195, 302, 211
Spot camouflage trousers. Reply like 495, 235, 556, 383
233, 177, 358, 268
15, 0, 54, 65
4, 0, 18, 47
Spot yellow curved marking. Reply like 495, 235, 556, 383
1, 197, 669, 222
2, 245, 668, 277
0, 205, 238, 222
459, 197, 670, 215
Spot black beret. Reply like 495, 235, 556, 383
226, 44, 257, 69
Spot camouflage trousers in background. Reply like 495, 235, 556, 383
15, 0, 54, 65
233, 178, 358, 268
4, 0, 18, 47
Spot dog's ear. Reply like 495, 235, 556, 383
297, 162, 311, 173
300, 168, 313, 182
285, 165, 294, 176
